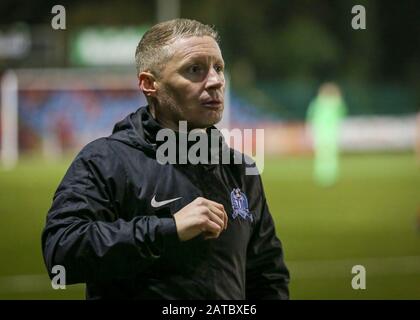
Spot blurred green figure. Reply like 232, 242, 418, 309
307, 83, 347, 187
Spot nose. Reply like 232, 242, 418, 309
205, 67, 224, 90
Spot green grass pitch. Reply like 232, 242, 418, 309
0, 153, 419, 299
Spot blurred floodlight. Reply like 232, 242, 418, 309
0, 24, 31, 59
70, 26, 149, 66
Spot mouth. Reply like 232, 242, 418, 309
200, 99, 223, 109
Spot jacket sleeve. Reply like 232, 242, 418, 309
245, 177, 290, 300
41, 141, 179, 284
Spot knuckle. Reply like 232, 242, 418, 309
200, 217, 209, 226
196, 197, 205, 206
199, 207, 209, 216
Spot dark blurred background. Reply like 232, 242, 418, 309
1, 0, 419, 119
0, 0, 419, 300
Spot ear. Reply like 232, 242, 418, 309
138, 72, 158, 98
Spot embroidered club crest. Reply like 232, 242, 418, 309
230, 188, 253, 222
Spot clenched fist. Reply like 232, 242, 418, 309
173, 197, 228, 241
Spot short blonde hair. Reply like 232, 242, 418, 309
135, 18, 219, 77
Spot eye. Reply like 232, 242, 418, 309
188, 64, 204, 74
214, 64, 224, 73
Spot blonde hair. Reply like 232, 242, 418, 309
135, 18, 219, 77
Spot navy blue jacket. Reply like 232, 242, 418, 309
41, 106, 290, 299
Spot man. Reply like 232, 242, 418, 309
306, 82, 347, 187
42, 18, 289, 299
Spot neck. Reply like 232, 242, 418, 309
148, 104, 208, 133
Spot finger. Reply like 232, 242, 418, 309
209, 200, 228, 229
205, 199, 226, 212
203, 231, 217, 240
206, 208, 225, 230
203, 230, 220, 240
223, 208, 228, 230
208, 204, 228, 230
204, 219, 222, 236
200, 198, 228, 230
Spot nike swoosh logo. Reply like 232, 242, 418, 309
151, 195, 182, 208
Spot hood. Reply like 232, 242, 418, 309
109, 106, 232, 163
109, 106, 160, 155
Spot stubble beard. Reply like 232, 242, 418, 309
154, 90, 222, 131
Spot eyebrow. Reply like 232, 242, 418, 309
181, 54, 225, 65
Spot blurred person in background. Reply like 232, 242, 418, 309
416, 108, 420, 167
306, 82, 347, 187
41, 18, 289, 300
416, 109, 420, 232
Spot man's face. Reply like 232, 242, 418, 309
154, 36, 225, 130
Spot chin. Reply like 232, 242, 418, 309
200, 113, 223, 128
187, 119, 218, 130
185, 109, 221, 129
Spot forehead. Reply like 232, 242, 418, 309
166, 36, 224, 63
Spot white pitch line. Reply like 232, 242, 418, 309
0, 274, 51, 294
287, 255, 420, 279
0, 256, 419, 294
